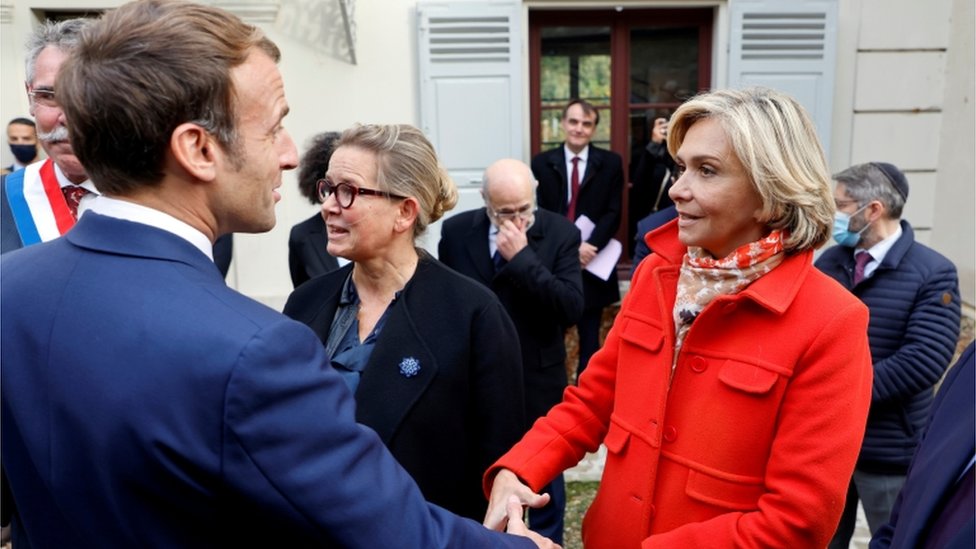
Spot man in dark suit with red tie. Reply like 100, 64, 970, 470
531, 99, 623, 382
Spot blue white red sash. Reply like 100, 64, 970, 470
4, 158, 75, 246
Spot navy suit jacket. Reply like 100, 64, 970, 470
532, 144, 622, 310
870, 342, 975, 549
1, 174, 233, 275
0, 212, 531, 548
288, 212, 340, 288
283, 256, 526, 520
438, 208, 583, 421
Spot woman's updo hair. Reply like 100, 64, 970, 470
336, 124, 457, 238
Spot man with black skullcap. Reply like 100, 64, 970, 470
816, 162, 961, 548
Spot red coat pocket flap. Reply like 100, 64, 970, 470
618, 316, 664, 353
604, 420, 631, 454
717, 360, 778, 394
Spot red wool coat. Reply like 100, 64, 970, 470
486, 222, 873, 548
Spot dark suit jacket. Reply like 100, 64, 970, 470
283, 255, 526, 520
288, 212, 340, 288
870, 341, 975, 549
532, 144, 622, 309
438, 208, 583, 421
0, 213, 530, 548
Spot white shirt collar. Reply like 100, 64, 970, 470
52, 161, 97, 194
564, 143, 589, 164
84, 195, 214, 260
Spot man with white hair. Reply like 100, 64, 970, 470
439, 158, 584, 544
1, 19, 96, 253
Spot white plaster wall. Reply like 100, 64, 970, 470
930, 0, 975, 306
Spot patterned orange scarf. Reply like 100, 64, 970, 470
673, 230, 785, 363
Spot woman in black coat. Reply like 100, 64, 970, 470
283, 124, 525, 521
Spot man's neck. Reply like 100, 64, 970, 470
54, 161, 88, 185
861, 218, 900, 249
565, 143, 587, 156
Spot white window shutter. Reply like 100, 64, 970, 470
728, 0, 838, 153
417, 0, 523, 252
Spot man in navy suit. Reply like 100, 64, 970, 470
532, 99, 623, 381
0, 2, 554, 547
870, 341, 974, 548
439, 158, 584, 543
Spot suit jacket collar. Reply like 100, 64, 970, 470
462, 210, 495, 283
547, 143, 604, 188
66, 212, 223, 279
876, 220, 915, 272
461, 208, 549, 284
302, 214, 335, 275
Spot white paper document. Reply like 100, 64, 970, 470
575, 215, 622, 281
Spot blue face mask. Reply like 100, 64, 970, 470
832, 204, 869, 247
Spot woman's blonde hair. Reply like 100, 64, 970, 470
337, 124, 458, 239
667, 87, 834, 252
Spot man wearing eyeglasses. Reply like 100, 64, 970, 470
0, 2, 553, 548
439, 158, 584, 544
815, 162, 961, 548
0, 19, 96, 254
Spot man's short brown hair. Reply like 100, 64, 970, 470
57, 0, 280, 194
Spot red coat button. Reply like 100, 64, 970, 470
690, 356, 707, 373
663, 425, 677, 442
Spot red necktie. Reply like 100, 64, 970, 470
61, 185, 89, 219
853, 251, 872, 285
567, 156, 580, 220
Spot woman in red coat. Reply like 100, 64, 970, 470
484, 87, 874, 548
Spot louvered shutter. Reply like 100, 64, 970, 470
417, 0, 523, 252
729, 0, 838, 153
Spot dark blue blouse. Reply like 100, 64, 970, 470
323, 272, 399, 394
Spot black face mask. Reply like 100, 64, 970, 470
9, 144, 37, 164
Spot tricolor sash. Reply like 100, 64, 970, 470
4, 158, 75, 246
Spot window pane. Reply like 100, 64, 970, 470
539, 26, 611, 150
629, 27, 699, 105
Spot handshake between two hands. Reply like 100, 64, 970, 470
484, 469, 561, 549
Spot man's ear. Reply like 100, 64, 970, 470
394, 197, 420, 233
169, 122, 218, 182
865, 200, 886, 222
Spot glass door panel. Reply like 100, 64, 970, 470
627, 26, 700, 172
539, 26, 611, 150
